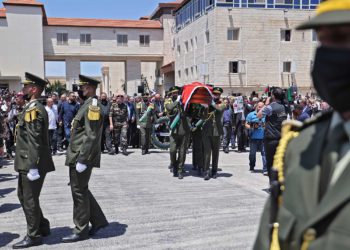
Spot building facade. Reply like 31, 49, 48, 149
174, 0, 320, 95
0, 0, 320, 96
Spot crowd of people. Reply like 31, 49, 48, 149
0, 85, 332, 177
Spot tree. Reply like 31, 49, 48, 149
46, 80, 67, 96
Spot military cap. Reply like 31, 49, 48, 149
22, 72, 48, 88
212, 87, 223, 94
79, 74, 100, 86
168, 86, 181, 94
296, 0, 350, 30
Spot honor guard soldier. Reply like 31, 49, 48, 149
165, 86, 190, 179
136, 93, 155, 155
254, 0, 350, 249
202, 87, 225, 180
62, 74, 108, 243
13, 72, 55, 249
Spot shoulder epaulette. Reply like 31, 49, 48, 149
88, 104, 101, 121
24, 103, 40, 122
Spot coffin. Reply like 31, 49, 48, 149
181, 82, 213, 110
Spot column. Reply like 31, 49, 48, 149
101, 66, 110, 95
65, 58, 81, 90
126, 59, 141, 95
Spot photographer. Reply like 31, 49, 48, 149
246, 102, 266, 174
257, 87, 288, 183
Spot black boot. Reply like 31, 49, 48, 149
211, 171, 217, 179
204, 171, 210, 181
178, 172, 183, 179
197, 168, 202, 177
122, 147, 127, 156
13, 236, 43, 249
115, 147, 119, 154
142, 148, 146, 155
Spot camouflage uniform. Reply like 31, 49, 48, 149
109, 102, 128, 150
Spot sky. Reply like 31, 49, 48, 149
2, 0, 177, 76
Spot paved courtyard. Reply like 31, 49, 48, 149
0, 148, 269, 250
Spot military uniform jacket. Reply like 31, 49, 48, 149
254, 112, 350, 250
136, 101, 154, 128
15, 99, 55, 174
65, 97, 103, 168
109, 102, 128, 125
165, 98, 190, 136
202, 103, 225, 137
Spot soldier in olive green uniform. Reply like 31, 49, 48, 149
62, 75, 108, 243
13, 72, 55, 249
136, 93, 155, 155
109, 91, 128, 155
254, 1, 350, 249
202, 87, 225, 180
165, 86, 190, 179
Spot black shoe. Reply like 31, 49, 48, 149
211, 172, 217, 179
224, 148, 229, 154
178, 172, 183, 179
249, 167, 255, 171
122, 148, 127, 156
204, 171, 210, 181
145, 149, 150, 154
142, 150, 146, 155
12, 236, 42, 249
115, 147, 119, 154
89, 222, 109, 236
62, 233, 89, 243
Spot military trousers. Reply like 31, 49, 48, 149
69, 166, 108, 236
140, 126, 151, 150
169, 134, 188, 173
191, 129, 204, 169
203, 135, 221, 174
113, 123, 128, 149
17, 172, 50, 238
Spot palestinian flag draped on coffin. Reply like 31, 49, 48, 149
181, 82, 213, 110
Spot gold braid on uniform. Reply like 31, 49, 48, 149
270, 120, 301, 250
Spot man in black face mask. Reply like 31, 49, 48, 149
165, 86, 190, 179
254, 1, 350, 249
99, 92, 112, 153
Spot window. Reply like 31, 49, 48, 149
140, 35, 150, 47
185, 41, 189, 53
177, 45, 181, 56
57, 32, 68, 45
191, 67, 194, 77
227, 28, 240, 41
283, 61, 292, 73
195, 36, 198, 48
275, 0, 293, 4
117, 34, 128, 46
229, 61, 239, 73
205, 30, 210, 44
312, 30, 318, 42
80, 33, 91, 45
190, 39, 193, 51
185, 68, 189, 79
178, 70, 181, 80
248, 0, 266, 3
281, 29, 291, 42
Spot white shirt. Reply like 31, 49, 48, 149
45, 106, 58, 130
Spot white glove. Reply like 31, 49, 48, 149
27, 169, 40, 181
76, 162, 87, 173
176, 95, 181, 103
137, 125, 141, 129
211, 100, 216, 107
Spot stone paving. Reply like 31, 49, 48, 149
0, 148, 269, 250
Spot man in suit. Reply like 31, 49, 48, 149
62, 75, 108, 243
202, 87, 225, 180
254, 1, 350, 249
126, 96, 136, 147
13, 72, 55, 249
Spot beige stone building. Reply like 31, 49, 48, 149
0, 0, 320, 96
174, 0, 320, 95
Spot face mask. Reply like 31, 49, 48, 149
143, 98, 148, 103
23, 94, 31, 102
312, 46, 350, 113
172, 95, 178, 101
78, 90, 87, 101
